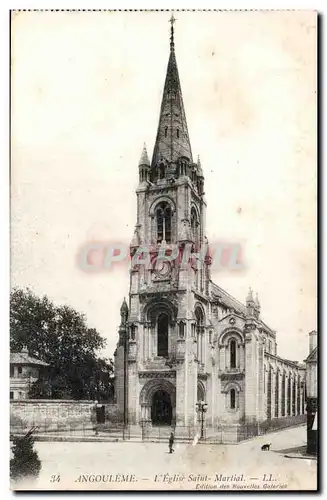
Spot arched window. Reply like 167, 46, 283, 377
156, 202, 172, 243
130, 324, 136, 340
159, 162, 165, 179
230, 340, 237, 369
164, 126, 168, 138
191, 207, 198, 242
195, 307, 204, 363
179, 321, 185, 339
157, 313, 169, 357
287, 377, 291, 416
230, 389, 236, 409
176, 128, 180, 139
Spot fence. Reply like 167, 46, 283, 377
237, 414, 307, 441
10, 402, 306, 443
140, 423, 200, 442
10, 419, 131, 440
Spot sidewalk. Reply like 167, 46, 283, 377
281, 445, 317, 460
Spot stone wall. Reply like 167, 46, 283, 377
10, 400, 121, 431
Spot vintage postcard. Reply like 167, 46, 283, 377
10, 9, 317, 491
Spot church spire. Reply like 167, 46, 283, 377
139, 143, 150, 167
138, 143, 150, 183
151, 15, 193, 170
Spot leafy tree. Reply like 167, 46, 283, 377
10, 288, 114, 400
10, 428, 41, 481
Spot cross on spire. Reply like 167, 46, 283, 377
169, 13, 176, 51
169, 13, 176, 27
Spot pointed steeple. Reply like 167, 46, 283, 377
197, 155, 204, 178
139, 143, 150, 167
246, 287, 254, 303
151, 16, 193, 169
138, 143, 150, 183
120, 297, 128, 325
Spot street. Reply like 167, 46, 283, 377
12, 425, 317, 491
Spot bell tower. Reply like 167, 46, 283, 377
116, 16, 212, 432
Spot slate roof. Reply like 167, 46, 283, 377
210, 281, 274, 334
10, 351, 49, 366
211, 281, 246, 315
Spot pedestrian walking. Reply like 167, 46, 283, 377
168, 431, 174, 454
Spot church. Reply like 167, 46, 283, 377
114, 17, 306, 440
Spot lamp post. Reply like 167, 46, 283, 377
196, 400, 208, 439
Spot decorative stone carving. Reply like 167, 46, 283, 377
219, 370, 245, 381
139, 371, 176, 379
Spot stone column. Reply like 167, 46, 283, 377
202, 327, 206, 368
176, 363, 187, 426
127, 363, 138, 424
237, 343, 241, 369
277, 371, 282, 418
140, 403, 152, 437
201, 326, 205, 367
271, 370, 276, 419
295, 376, 298, 415
187, 357, 197, 428
289, 373, 293, 416
151, 323, 156, 358
219, 345, 225, 372
225, 344, 229, 369
143, 324, 147, 361
257, 341, 265, 422
244, 334, 259, 423
208, 349, 215, 427
285, 373, 289, 416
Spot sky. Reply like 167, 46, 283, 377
11, 10, 317, 362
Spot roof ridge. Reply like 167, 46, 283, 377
210, 280, 246, 310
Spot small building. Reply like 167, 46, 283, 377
10, 347, 49, 400
304, 330, 318, 455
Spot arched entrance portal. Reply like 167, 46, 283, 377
151, 390, 172, 425
140, 379, 176, 426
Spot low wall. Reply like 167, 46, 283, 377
237, 414, 306, 441
260, 413, 306, 433
10, 400, 121, 432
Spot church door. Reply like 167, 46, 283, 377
151, 390, 172, 425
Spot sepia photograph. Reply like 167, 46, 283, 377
10, 9, 317, 491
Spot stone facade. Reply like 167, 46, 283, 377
114, 21, 307, 438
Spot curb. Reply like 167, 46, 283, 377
284, 453, 317, 461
